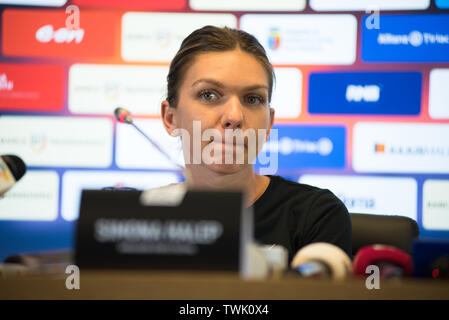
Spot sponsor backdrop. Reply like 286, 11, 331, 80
0, 0, 448, 260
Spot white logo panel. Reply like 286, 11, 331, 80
189, 0, 306, 11
299, 174, 417, 221
353, 123, 449, 173
240, 14, 357, 65
61, 170, 180, 221
115, 119, 185, 170
122, 12, 237, 62
310, 0, 430, 11
0, 116, 113, 168
423, 180, 449, 231
429, 69, 449, 119
272, 68, 302, 119
69, 64, 168, 116
0, 170, 59, 221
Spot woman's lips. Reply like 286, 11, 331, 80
209, 137, 246, 146
208, 141, 246, 150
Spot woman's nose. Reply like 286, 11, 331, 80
221, 96, 243, 129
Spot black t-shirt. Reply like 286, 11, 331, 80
252, 175, 352, 262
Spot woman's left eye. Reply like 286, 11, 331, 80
246, 95, 264, 105
199, 90, 219, 102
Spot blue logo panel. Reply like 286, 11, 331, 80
255, 125, 346, 170
362, 14, 449, 62
436, 0, 449, 8
308, 72, 422, 115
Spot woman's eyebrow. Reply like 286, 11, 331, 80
245, 84, 269, 91
192, 78, 268, 91
192, 78, 223, 87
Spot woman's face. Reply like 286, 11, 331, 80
163, 49, 275, 174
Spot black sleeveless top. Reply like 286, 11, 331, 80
252, 175, 352, 262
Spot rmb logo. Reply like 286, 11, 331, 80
345, 84, 380, 103
267, 28, 281, 50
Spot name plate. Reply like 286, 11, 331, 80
75, 188, 252, 272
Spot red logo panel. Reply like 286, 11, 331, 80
2, 9, 119, 59
73, 0, 186, 10
0, 64, 64, 112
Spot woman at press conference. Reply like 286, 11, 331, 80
154, 25, 352, 263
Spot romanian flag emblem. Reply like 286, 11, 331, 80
268, 28, 281, 50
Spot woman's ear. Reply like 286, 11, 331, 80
161, 100, 178, 136
266, 107, 275, 140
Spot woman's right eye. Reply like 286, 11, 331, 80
198, 90, 219, 102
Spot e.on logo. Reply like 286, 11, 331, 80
2, 9, 119, 59
35, 24, 84, 44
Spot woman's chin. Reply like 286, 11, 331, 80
206, 162, 250, 174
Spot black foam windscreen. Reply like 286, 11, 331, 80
2, 155, 26, 181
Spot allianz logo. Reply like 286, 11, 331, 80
36, 24, 84, 44
0, 73, 13, 91
263, 136, 333, 156
346, 84, 380, 102
377, 30, 449, 47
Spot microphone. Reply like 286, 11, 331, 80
290, 242, 352, 281
114, 107, 184, 171
114, 107, 133, 124
353, 245, 413, 279
430, 254, 449, 279
0, 155, 27, 197
259, 244, 288, 275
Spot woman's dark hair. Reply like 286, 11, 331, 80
166, 25, 275, 107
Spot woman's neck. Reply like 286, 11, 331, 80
184, 165, 269, 207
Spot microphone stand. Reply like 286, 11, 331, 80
114, 107, 192, 186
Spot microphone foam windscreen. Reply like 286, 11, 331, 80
2, 155, 26, 181
290, 242, 352, 281
353, 244, 413, 276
